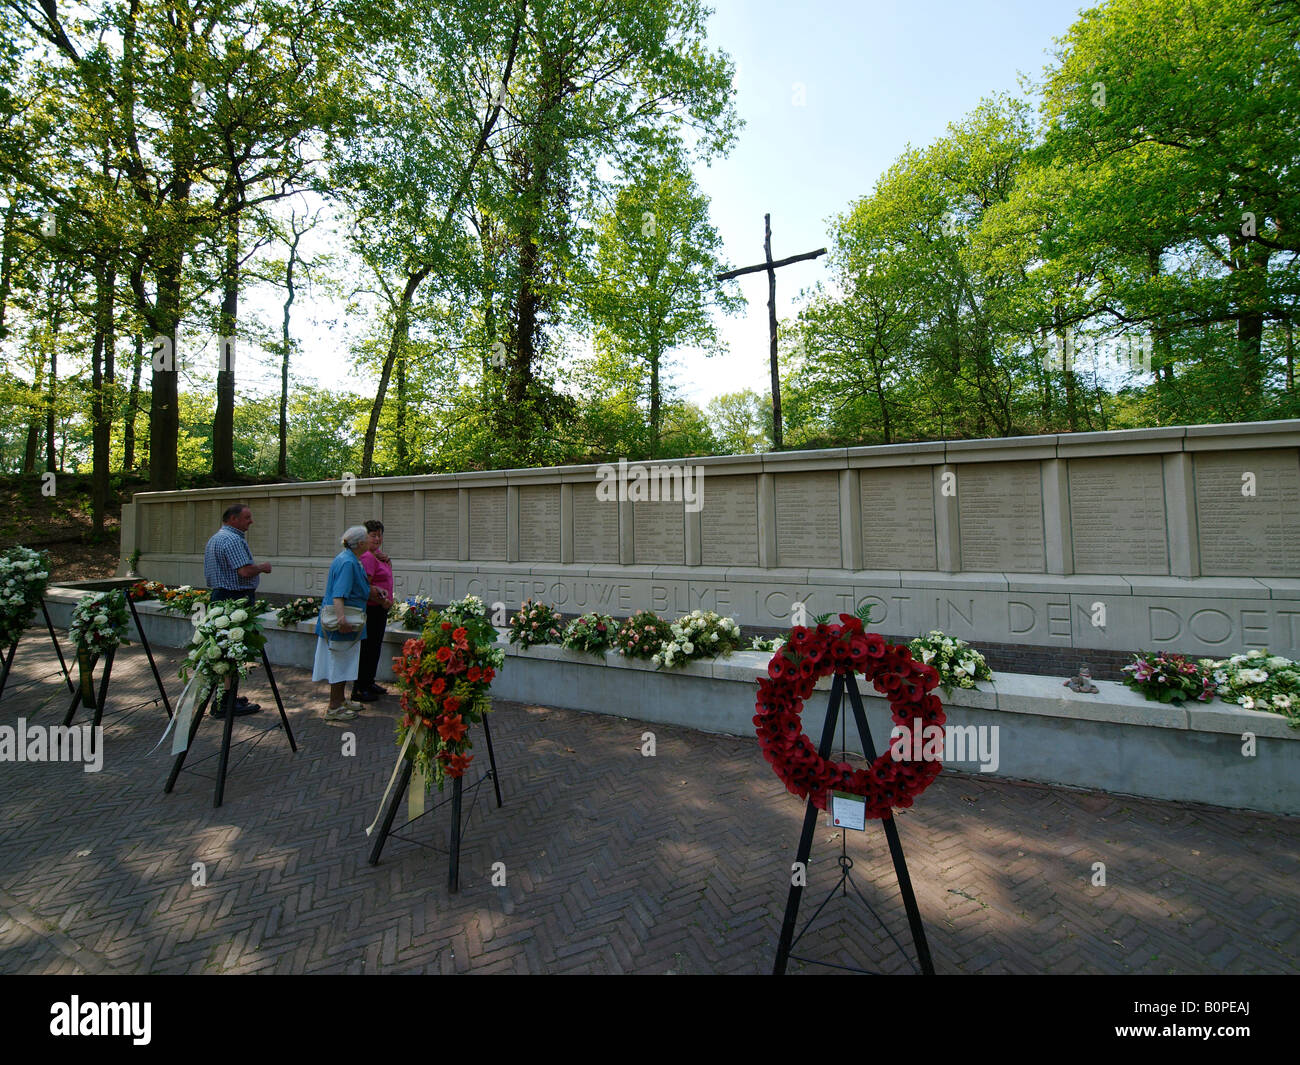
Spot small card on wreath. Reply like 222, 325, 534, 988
831, 790, 867, 831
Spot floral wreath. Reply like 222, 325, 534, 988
754, 613, 945, 818
392, 597, 503, 790
178, 600, 267, 705
68, 590, 131, 656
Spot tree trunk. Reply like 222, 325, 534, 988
45, 285, 64, 474
148, 300, 181, 489
395, 353, 408, 473
1285, 315, 1294, 395
213, 210, 239, 481
361, 267, 429, 477
278, 223, 302, 480
649, 335, 661, 456
90, 257, 116, 534
0, 195, 17, 341
23, 353, 44, 474
123, 334, 143, 473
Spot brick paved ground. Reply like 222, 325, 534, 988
1, 634, 1296, 975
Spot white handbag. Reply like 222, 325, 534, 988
319, 606, 366, 636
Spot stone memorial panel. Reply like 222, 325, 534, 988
633, 500, 685, 565
423, 491, 458, 559
701, 475, 758, 567
775, 472, 841, 568
382, 493, 415, 555
344, 493, 375, 530
573, 488, 619, 563
1196, 449, 1300, 576
859, 468, 936, 570
170, 503, 193, 555
469, 487, 507, 560
1068, 457, 1168, 574
958, 462, 1045, 572
309, 495, 337, 555
277, 499, 303, 556
519, 485, 561, 562
147, 505, 167, 554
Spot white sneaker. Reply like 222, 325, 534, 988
324, 705, 358, 721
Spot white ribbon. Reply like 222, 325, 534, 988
151, 673, 202, 755
365, 723, 420, 836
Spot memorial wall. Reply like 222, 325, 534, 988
121, 420, 1300, 659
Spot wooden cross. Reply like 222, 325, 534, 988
716, 214, 825, 450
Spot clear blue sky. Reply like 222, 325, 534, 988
685, 0, 1091, 405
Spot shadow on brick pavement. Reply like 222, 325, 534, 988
1, 633, 1297, 974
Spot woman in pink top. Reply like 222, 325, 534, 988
354, 519, 394, 702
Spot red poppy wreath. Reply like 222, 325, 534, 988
754, 614, 946, 818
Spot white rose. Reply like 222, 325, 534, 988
213, 661, 229, 674
212, 616, 230, 629
710, 632, 719, 642
683, 642, 694, 654
207, 646, 223, 660
229, 609, 249, 624
228, 627, 245, 642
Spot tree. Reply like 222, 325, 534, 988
580, 148, 740, 453
476, 0, 738, 465
1037, 0, 1300, 418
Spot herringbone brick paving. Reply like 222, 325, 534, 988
0, 632, 1296, 974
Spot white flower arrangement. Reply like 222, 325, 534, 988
651, 610, 743, 669
1201, 649, 1300, 728
179, 600, 267, 706
0, 546, 52, 648
442, 594, 488, 625
67, 590, 131, 656
907, 630, 994, 693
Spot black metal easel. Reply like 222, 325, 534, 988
0, 599, 75, 705
772, 670, 935, 976
367, 715, 504, 893
125, 595, 174, 719
164, 650, 297, 808
61, 647, 117, 729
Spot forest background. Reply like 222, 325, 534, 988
1, 0, 1297, 548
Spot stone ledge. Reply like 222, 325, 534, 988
39, 588, 1300, 813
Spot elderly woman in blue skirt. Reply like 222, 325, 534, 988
314, 525, 372, 721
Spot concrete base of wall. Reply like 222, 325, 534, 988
41, 588, 1300, 816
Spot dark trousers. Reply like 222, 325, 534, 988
356, 604, 389, 691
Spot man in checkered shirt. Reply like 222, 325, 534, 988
203, 503, 272, 715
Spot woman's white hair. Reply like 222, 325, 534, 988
342, 525, 370, 549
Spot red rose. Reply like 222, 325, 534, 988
436, 646, 452, 662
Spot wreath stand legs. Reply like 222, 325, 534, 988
367, 715, 503, 893
41, 599, 75, 696
0, 640, 17, 705
0, 600, 77, 706
772, 671, 935, 976
60, 646, 117, 730
164, 652, 297, 808
126, 595, 173, 720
